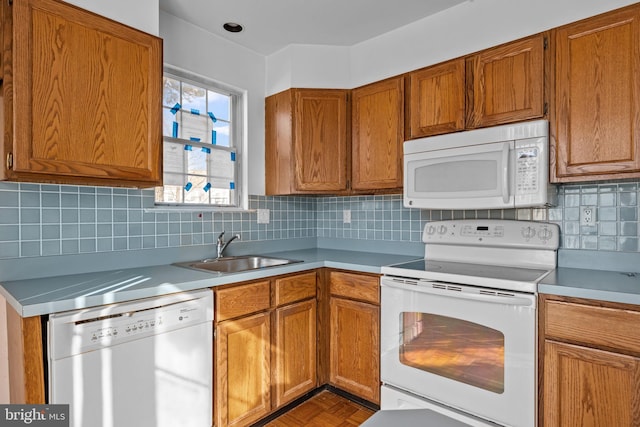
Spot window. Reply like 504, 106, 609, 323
156, 67, 245, 208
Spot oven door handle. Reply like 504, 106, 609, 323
382, 278, 534, 307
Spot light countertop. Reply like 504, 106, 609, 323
539, 267, 640, 305
0, 249, 420, 317
4, 247, 640, 318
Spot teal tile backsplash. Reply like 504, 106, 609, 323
0, 180, 639, 259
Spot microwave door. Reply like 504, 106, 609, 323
405, 141, 514, 210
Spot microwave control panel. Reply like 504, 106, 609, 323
513, 136, 549, 207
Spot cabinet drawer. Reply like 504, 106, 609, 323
274, 272, 316, 306
215, 280, 271, 322
545, 299, 640, 354
329, 271, 379, 304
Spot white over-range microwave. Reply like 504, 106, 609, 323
404, 120, 555, 210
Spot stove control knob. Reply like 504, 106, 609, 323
437, 225, 448, 235
521, 226, 536, 239
426, 225, 436, 235
538, 227, 553, 240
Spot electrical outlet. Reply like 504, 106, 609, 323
580, 206, 596, 226
257, 209, 270, 224
343, 209, 351, 224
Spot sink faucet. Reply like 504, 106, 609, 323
216, 231, 241, 258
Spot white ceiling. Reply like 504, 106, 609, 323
158, 0, 468, 55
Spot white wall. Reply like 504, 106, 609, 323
62, 0, 159, 35
266, 0, 639, 93
160, 11, 267, 196
266, 45, 351, 95
350, 0, 639, 87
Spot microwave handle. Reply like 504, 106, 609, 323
501, 142, 510, 204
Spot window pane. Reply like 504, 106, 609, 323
163, 77, 180, 107
163, 108, 178, 137
400, 312, 505, 394
156, 185, 183, 203
181, 112, 210, 142
212, 122, 231, 147
208, 91, 230, 121
183, 175, 210, 204
209, 150, 235, 179
186, 147, 208, 176
182, 83, 207, 112
163, 142, 184, 174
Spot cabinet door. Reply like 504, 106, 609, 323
273, 299, 317, 408
216, 312, 271, 427
351, 77, 403, 190
543, 340, 640, 426
265, 90, 295, 195
554, 6, 640, 181
293, 89, 348, 192
467, 35, 545, 128
329, 297, 380, 404
7, 0, 162, 186
407, 59, 465, 138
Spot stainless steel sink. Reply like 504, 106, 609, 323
174, 255, 302, 274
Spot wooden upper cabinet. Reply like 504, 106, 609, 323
407, 34, 546, 139
351, 77, 403, 190
294, 89, 348, 191
553, 5, 640, 182
265, 88, 348, 194
467, 34, 545, 128
1, 0, 162, 187
407, 59, 465, 138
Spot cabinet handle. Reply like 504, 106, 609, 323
6, 152, 13, 170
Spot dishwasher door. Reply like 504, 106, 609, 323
49, 289, 213, 427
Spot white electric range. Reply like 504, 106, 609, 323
377, 219, 559, 427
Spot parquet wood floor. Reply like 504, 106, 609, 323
263, 390, 376, 426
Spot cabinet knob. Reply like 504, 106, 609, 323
6, 152, 13, 170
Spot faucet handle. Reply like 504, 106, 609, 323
217, 231, 225, 242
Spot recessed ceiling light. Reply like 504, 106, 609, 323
223, 22, 243, 33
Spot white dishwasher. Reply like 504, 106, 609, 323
48, 289, 213, 427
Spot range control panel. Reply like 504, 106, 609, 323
423, 219, 559, 249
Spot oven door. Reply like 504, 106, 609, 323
380, 277, 536, 427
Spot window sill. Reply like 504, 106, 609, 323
145, 205, 253, 213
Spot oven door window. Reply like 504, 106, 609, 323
400, 312, 504, 394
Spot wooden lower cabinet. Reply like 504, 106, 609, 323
540, 294, 640, 426
329, 293, 380, 404
543, 341, 640, 426
328, 271, 380, 404
215, 311, 272, 427
273, 299, 317, 407
213, 271, 317, 427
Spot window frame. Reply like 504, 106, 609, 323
155, 65, 248, 211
